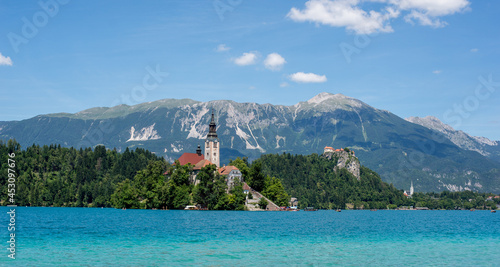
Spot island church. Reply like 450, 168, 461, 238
176, 110, 242, 188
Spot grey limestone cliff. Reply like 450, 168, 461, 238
323, 149, 361, 180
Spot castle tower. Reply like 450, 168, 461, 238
205, 109, 220, 167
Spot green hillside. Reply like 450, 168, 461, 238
255, 153, 409, 209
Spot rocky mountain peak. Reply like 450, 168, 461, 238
406, 116, 455, 133
306, 92, 339, 104
294, 92, 369, 112
406, 116, 498, 156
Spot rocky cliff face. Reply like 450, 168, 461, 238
323, 150, 361, 180
1, 93, 499, 193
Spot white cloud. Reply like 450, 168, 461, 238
388, 0, 470, 27
280, 82, 289, 87
397, 0, 469, 27
391, 0, 470, 16
249, 86, 256, 90
287, 0, 398, 34
233, 52, 258, 66
288, 0, 470, 34
264, 53, 286, 71
289, 72, 327, 83
0, 53, 13, 66
216, 44, 230, 52
433, 70, 442, 74
470, 48, 478, 52
404, 10, 447, 27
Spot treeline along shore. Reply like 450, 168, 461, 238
1, 139, 498, 210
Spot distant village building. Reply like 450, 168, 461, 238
404, 181, 414, 198
175, 109, 242, 188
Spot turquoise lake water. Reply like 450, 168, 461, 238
1, 207, 499, 266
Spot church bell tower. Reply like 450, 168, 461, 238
205, 109, 220, 167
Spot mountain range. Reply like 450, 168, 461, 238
1, 92, 499, 193
406, 116, 500, 162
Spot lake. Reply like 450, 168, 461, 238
1, 207, 499, 266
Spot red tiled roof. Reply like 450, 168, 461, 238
324, 146, 334, 150
178, 153, 204, 166
218, 165, 240, 175
242, 182, 251, 191
194, 159, 214, 170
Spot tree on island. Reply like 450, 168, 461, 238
248, 161, 266, 192
111, 179, 139, 209
262, 176, 290, 207
258, 198, 268, 209
164, 162, 193, 209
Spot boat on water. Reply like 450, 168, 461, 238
184, 205, 199, 210
336, 209, 341, 212
492, 210, 497, 213
281, 206, 300, 211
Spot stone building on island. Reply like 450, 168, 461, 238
218, 165, 242, 191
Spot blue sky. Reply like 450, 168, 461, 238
1, 0, 499, 139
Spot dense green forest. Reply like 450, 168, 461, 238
1, 139, 498, 210
0, 139, 162, 207
255, 153, 407, 209
255, 153, 500, 210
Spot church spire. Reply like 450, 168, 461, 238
207, 109, 218, 139
205, 108, 220, 167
